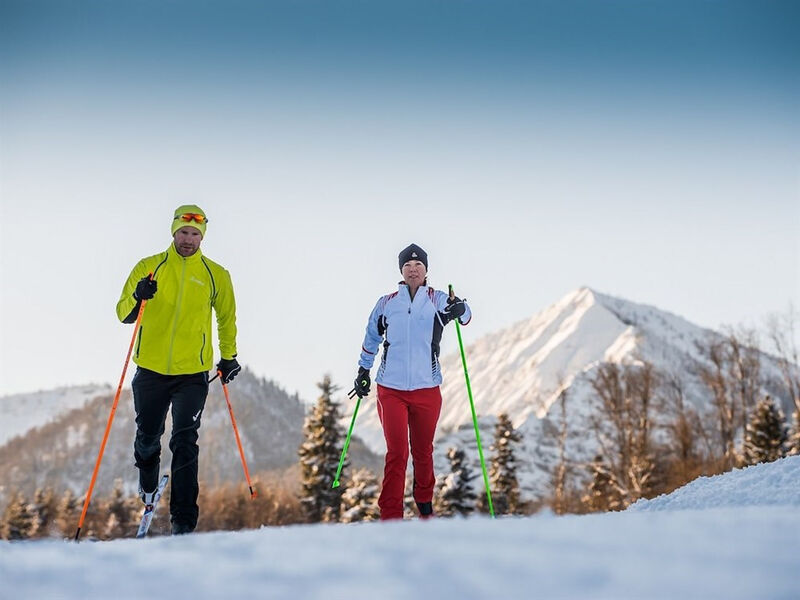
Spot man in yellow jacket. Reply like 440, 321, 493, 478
116, 204, 240, 535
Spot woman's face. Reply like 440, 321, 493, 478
402, 260, 427, 287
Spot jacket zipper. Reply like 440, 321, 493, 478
406, 291, 412, 390
166, 258, 187, 373
199, 332, 206, 365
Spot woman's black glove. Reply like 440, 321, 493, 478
217, 357, 242, 383
439, 296, 466, 324
349, 367, 371, 399
133, 277, 157, 300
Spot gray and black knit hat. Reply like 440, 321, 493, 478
398, 243, 428, 271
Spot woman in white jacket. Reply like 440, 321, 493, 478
352, 243, 471, 520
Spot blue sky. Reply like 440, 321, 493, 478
1, 1, 798, 402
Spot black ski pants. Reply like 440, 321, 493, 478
132, 367, 208, 530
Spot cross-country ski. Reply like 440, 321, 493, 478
136, 474, 169, 539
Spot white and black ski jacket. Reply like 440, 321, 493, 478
358, 284, 472, 391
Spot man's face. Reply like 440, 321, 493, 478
173, 226, 203, 257
401, 260, 427, 287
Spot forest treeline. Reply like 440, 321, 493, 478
3, 312, 798, 539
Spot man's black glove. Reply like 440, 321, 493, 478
439, 296, 466, 324
348, 367, 371, 399
217, 357, 242, 384
133, 277, 157, 300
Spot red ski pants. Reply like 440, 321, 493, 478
376, 384, 442, 520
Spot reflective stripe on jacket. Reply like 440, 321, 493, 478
359, 284, 471, 391
116, 244, 237, 375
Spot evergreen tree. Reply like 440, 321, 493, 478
2, 491, 35, 540
582, 455, 622, 512
104, 479, 138, 539
787, 409, 800, 456
30, 487, 57, 538
298, 375, 345, 522
54, 489, 78, 538
340, 469, 380, 523
479, 414, 522, 515
434, 447, 477, 517
743, 396, 788, 465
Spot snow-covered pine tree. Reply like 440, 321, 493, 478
54, 488, 78, 537
103, 479, 138, 539
298, 375, 346, 522
340, 468, 380, 523
2, 491, 35, 540
434, 446, 477, 518
743, 396, 788, 465
29, 487, 57, 538
479, 413, 522, 515
788, 410, 800, 456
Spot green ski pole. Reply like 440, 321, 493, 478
332, 394, 362, 489
450, 284, 495, 517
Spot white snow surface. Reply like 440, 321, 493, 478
630, 455, 800, 512
2, 456, 799, 600
0, 384, 111, 446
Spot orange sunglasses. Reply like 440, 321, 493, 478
174, 213, 207, 224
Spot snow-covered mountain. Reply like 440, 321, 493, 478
354, 287, 791, 499
3, 456, 798, 600
0, 384, 112, 446
437, 286, 717, 429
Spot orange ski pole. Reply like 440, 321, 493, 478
219, 374, 257, 499
75, 274, 152, 541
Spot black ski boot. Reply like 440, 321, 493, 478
171, 521, 195, 536
416, 501, 434, 519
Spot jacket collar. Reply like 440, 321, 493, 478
167, 243, 204, 263
398, 282, 429, 301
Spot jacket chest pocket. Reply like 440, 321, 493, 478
183, 277, 212, 308
384, 304, 410, 343
416, 301, 437, 322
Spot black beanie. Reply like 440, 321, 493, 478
398, 243, 428, 271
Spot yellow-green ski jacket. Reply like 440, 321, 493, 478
116, 244, 237, 375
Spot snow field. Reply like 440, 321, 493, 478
2, 458, 799, 600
